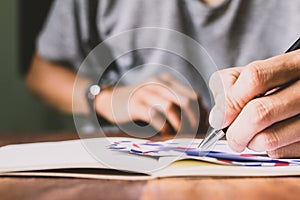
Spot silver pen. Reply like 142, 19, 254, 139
198, 127, 227, 151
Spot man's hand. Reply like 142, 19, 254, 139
95, 74, 208, 135
209, 50, 300, 158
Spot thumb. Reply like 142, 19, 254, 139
208, 67, 245, 129
209, 63, 267, 129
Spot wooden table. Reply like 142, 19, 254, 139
1, 132, 300, 200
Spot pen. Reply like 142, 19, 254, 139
198, 37, 300, 151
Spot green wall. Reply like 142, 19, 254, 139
0, 0, 74, 132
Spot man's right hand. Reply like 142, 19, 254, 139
209, 50, 300, 158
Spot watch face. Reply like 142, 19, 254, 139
90, 85, 101, 96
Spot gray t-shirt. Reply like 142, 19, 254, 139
37, 0, 300, 108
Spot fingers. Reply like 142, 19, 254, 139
135, 104, 174, 135
123, 80, 181, 134
226, 80, 300, 152
248, 115, 300, 153
131, 73, 203, 134
209, 51, 300, 129
231, 51, 300, 104
140, 88, 181, 131
157, 74, 200, 130
267, 141, 300, 159
129, 102, 173, 135
103, 73, 204, 135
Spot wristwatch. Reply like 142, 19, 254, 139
85, 80, 115, 126
86, 84, 101, 106
86, 76, 117, 110
86, 83, 110, 112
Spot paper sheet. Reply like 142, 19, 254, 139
108, 139, 300, 167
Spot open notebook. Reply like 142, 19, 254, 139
1, 137, 300, 180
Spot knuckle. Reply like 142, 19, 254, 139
164, 102, 174, 112
134, 88, 145, 99
267, 149, 283, 159
246, 99, 272, 126
147, 77, 160, 84
225, 91, 244, 112
243, 61, 265, 90
160, 73, 172, 80
261, 130, 280, 151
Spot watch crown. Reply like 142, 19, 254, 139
89, 85, 101, 96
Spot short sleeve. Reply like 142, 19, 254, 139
37, 0, 82, 69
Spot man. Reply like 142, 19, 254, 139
26, 0, 300, 157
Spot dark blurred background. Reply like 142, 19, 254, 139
0, 0, 74, 132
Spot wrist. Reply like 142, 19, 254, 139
86, 82, 114, 123
94, 87, 113, 122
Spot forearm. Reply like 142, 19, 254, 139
26, 53, 90, 114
